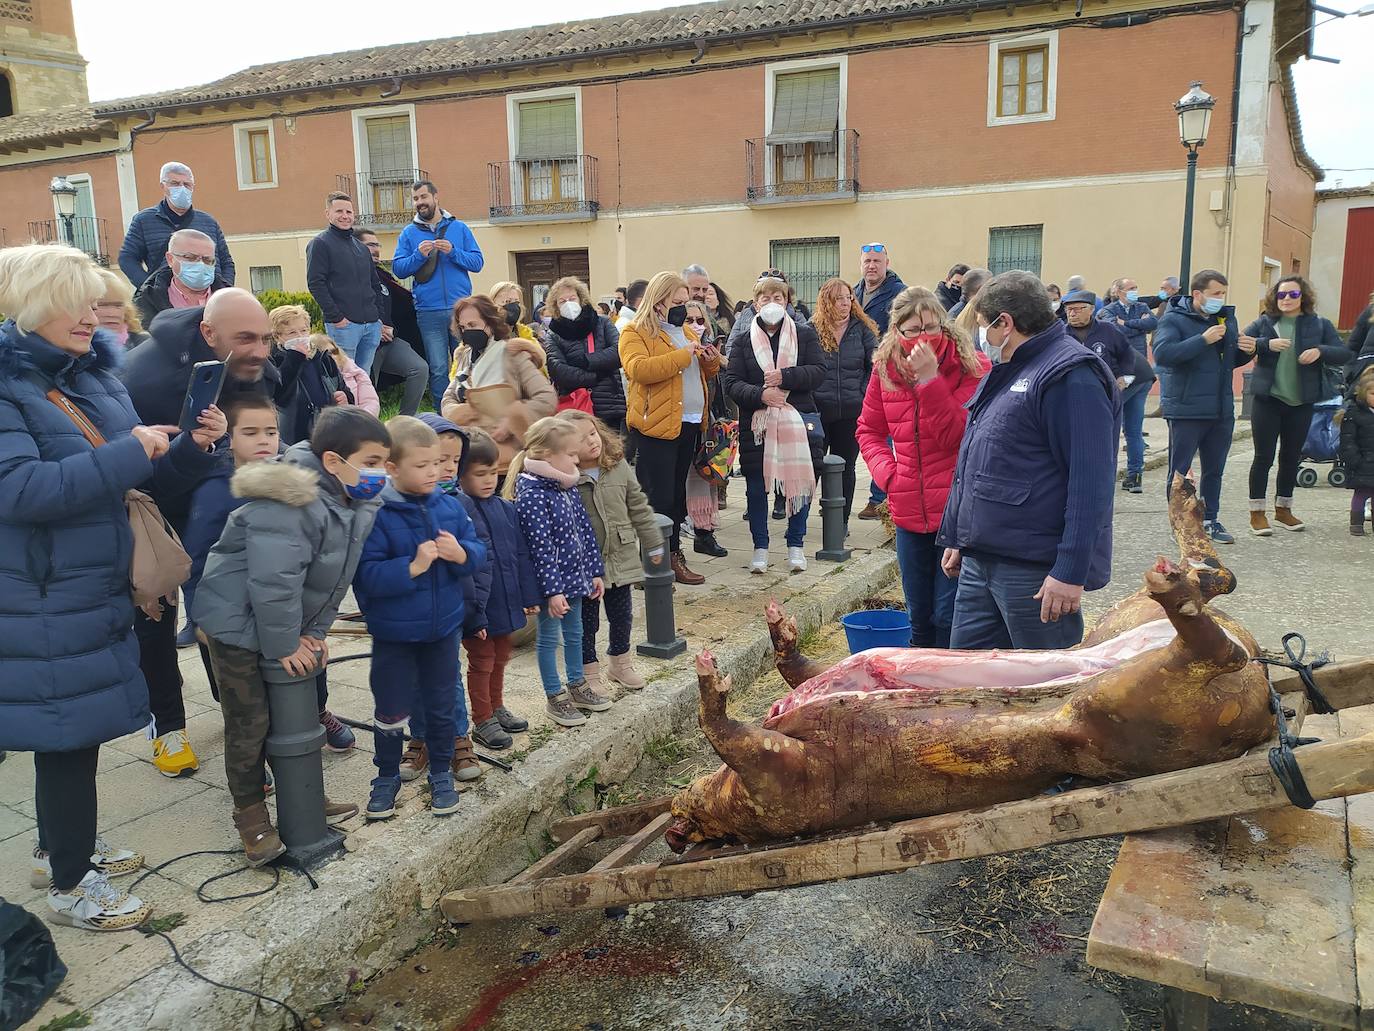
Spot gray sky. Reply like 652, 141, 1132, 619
73, 0, 1374, 187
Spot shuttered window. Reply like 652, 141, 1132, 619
364, 115, 414, 174
249, 266, 283, 294
988, 225, 1044, 277
997, 46, 1048, 118
769, 67, 840, 144
517, 98, 577, 159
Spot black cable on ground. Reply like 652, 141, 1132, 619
141, 928, 305, 1031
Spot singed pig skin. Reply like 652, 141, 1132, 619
667, 478, 1274, 850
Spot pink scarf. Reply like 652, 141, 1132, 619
523, 458, 579, 488
748, 316, 815, 515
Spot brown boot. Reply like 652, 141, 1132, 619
1273, 505, 1305, 531
399, 739, 428, 782
857, 501, 882, 521
671, 550, 705, 585
1249, 509, 1272, 536
451, 735, 482, 783
607, 652, 647, 691
1352, 514, 1366, 537
324, 797, 358, 826
233, 802, 286, 868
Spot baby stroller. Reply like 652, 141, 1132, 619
1296, 394, 1347, 488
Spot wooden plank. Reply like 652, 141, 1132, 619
1338, 706, 1374, 1015
1090, 711, 1362, 1029
549, 796, 673, 843
1270, 657, 1374, 712
441, 729, 1374, 924
508, 826, 600, 886
590, 813, 674, 873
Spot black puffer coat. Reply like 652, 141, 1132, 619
721, 318, 826, 480
544, 307, 625, 425
812, 319, 877, 423
1339, 399, 1374, 489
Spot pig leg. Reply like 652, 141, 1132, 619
766, 600, 832, 688
1145, 557, 1249, 672
1168, 473, 1236, 602
695, 650, 806, 789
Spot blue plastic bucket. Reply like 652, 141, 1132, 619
840, 609, 912, 654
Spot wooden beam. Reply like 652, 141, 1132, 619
549, 795, 673, 843
507, 826, 601, 886
441, 730, 1374, 923
1269, 657, 1374, 712
590, 813, 674, 872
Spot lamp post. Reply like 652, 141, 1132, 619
1174, 82, 1215, 291
49, 175, 78, 249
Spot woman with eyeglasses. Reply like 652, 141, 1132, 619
722, 275, 826, 574
810, 278, 878, 530
858, 287, 989, 647
1239, 275, 1350, 535
488, 281, 540, 344
543, 276, 625, 434
680, 300, 729, 557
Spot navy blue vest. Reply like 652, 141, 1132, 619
941, 321, 1120, 589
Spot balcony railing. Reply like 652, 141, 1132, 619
488, 155, 599, 223
746, 130, 859, 206
335, 168, 429, 228
28, 216, 110, 265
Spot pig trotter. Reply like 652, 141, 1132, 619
695, 650, 804, 785
767, 600, 832, 688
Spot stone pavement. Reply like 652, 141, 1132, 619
4, 455, 898, 1029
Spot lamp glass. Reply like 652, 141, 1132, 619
49, 176, 78, 219
1174, 82, 1216, 148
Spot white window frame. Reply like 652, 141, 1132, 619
350, 103, 419, 179
505, 86, 584, 208
232, 119, 278, 191
987, 30, 1058, 127
763, 54, 849, 190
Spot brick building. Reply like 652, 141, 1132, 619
0, 0, 1319, 314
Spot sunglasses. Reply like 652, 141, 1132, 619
861, 243, 887, 254
1276, 290, 1303, 300
758, 269, 787, 282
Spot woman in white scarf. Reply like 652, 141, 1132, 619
720, 276, 826, 574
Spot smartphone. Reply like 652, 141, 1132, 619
179, 360, 227, 433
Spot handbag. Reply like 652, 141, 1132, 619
44, 389, 191, 611
410, 221, 450, 284
694, 416, 738, 487
556, 330, 596, 414
802, 412, 826, 447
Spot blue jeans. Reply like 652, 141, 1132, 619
409, 636, 470, 740
1165, 415, 1234, 522
370, 637, 458, 778
416, 309, 457, 403
950, 552, 1084, 650
537, 596, 584, 696
325, 320, 383, 377
895, 528, 957, 647
1121, 380, 1149, 477
745, 473, 809, 548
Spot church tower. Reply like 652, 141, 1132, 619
0, 0, 89, 118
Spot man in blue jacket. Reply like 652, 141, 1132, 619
938, 271, 1120, 651
1064, 289, 1144, 492
854, 242, 907, 519
1152, 269, 1256, 545
1097, 277, 1158, 357
391, 180, 484, 404
118, 161, 235, 288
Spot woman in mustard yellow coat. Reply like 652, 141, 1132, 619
619, 270, 721, 585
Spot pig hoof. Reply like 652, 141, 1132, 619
716, 674, 732, 696
695, 650, 718, 677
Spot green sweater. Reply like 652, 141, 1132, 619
1271, 315, 1302, 406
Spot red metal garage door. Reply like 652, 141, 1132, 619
1339, 206, 1374, 330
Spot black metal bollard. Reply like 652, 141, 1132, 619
636, 513, 686, 659
260, 657, 344, 868
815, 453, 852, 562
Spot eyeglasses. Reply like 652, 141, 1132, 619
171, 252, 215, 265
757, 269, 787, 282
1276, 290, 1303, 300
900, 325, 941, 337
861, 243, 887, 254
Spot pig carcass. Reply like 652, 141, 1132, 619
664, 478, 1274, 852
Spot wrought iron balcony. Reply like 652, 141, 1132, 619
488, 155, 599, 223
27, 216, 110, 265
335, 168, 429, 228
746, 130, 859, 206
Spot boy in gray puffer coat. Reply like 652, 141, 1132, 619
194, 408, 390, 864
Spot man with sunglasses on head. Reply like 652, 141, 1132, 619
132, 228, 230, 327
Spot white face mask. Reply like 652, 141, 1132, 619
558, 300, 582, 321
758, 302, 786, 326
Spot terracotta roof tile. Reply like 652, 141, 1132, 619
0, 104, 109, 148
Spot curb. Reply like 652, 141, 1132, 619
85, 548, 900, 1030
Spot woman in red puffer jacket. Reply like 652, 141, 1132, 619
858, 286, 989, 647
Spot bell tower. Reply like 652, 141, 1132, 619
0, 0, 89, 118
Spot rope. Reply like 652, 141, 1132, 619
1255, 632, 1335, 714
1256, 633, 1330, 810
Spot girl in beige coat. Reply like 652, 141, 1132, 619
441, 294, 556, 475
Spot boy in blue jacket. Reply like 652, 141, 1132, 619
354, 416, 486, 819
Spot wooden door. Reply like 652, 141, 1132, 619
515, 250, 591, 319
1339, 206, 1374, 332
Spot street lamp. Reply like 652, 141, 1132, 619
1174, 82, 1215, 291
49, 175, 78, 249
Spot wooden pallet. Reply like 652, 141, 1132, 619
440, 659, 1374, 925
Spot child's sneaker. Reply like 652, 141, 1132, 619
546, 692, 588, 727
151, 729, 198, 778
428, 771, 461, 816
320, 710, 356, 752
472, 717, 513, 750
606, 653, 646, 692
365, 775, 402, 820
31, 838, 143, 889
47, 870, 151, 931
399, 740, 429, 782
451, 735, 483, 782
493, 706, 528, 733
568, 680, 611, 712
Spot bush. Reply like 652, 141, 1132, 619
255, 290, 324, 332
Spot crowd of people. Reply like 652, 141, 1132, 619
1, 158, 1371, 934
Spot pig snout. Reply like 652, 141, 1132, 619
663, 815, 697, 853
